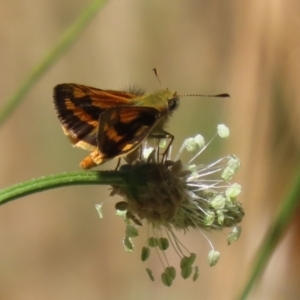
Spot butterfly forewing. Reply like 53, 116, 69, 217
53, 84, 139, 146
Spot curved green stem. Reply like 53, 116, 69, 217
0, 171, 125, 206
0, 0, 107, 127
237, 166, 300, 300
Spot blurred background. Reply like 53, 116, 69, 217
0, 0, 300, 299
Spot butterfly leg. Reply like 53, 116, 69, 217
162, 132, 174, 162
149, 130, 174, 163
114, 158, 121, 170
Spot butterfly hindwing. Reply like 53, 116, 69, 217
96, 106, 161, 161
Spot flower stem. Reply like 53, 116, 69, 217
237, 165, 300, 300
0, 171, 125, 206
0, 0, 107, 127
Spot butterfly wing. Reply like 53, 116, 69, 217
53, 84, 139, 150
95, 106, 161, 163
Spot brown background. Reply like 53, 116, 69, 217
0, 0, 300, 299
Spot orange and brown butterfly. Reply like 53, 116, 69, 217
53, 84, 179, 169
53, 74, 229, 169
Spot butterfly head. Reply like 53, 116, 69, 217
145, 89, 179, 113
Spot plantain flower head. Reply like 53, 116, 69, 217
96, 124, 244, 286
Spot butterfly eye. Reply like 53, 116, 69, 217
167, 97, 179, 110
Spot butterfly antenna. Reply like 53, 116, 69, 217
178, 93, 230, 98
152, 68, 162, 87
